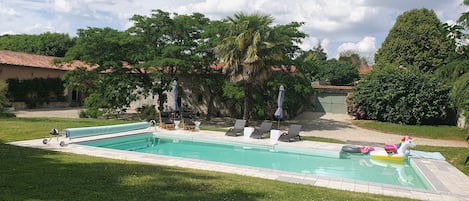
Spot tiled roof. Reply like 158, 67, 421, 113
311, 83, 353, 91
210, 63, 297, 73
359, 65, 373, 74
0, 50, 90, 71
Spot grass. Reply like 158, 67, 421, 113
352, 120, 469, 176
0, 117, 417, 201
414, 145, 469, 176
352, 120, 468, 141
0, 117, 133, 142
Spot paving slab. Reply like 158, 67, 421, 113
8, 127, 469, 201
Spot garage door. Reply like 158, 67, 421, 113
314, 93, 347, 114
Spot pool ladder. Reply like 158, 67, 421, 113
149, 133, 161, 148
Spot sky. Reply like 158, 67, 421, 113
1, 0, 468, 63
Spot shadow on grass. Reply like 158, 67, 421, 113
0, 143, 264, 201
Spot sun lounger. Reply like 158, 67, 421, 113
250, 121, 272, 139
181, 112, 196, 131
278, 124, 302, 142
225, 119, 246, 136
159, 112, 175, 130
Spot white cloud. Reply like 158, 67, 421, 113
53, 0, 73, 13
1, 0, 466, 63
337, 36, 376, 62
52, 0, 97, 19
0, 7, 19, 17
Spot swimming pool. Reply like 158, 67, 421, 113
78, 132, 432, 190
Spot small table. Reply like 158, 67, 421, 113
194, 121, 201, 131
174, 120, 180, 129
270, 129, 281, 144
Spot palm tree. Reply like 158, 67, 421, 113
215, 12, 305, 120
458, 0, 469, 29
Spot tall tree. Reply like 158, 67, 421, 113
458, 0, 469, 29
63, 27, 142, 115
128, 10, 213, 111
338, 50, 368, 67
0, 32, 74, 57
215, 12, 305, 120
374, 8, 453, 72
312, 59, 359, 86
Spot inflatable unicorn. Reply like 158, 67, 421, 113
370, 136, 415, 162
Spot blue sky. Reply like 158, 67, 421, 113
0, 0, 467, 62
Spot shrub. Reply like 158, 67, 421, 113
6, 78, 65, 108
137, 105, 157, 121
0, 112, 16, 118
0, 80, 10, 111
450, 73, 469, 124
349, 67, 455, 125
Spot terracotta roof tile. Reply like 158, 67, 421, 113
359, 65, 373, 74
0, 50, 92, 71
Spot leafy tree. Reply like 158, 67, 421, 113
64, 11, 216, 116
458, 0, 469, 29
128, 10, 213, 111
262, 73, 313, 119
309, 59, 359, 86
215, 12, 305, 120
374, 8, 454, 72
0, 32, 74, 57
338, 50, 368, 67
434, 59, 469, 83
184, 19, 227, 120
63, 27, 142, 115
349, 67, 454, 125
62, 67, 98, 98
450, 73, 469, 122
294, 48, 324, 83
298, 45, 327, 63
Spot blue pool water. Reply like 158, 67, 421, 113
78, 133, 432, 190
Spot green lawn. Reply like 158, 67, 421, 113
352, 120, 469, 140
0, 117, 133, 142
352, 120, 469, 176
0, 117, 417, 201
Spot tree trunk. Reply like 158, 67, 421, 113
205, 90, 214, 121
243, 83, 252, 121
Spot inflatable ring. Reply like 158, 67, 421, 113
341, 145, 361, 153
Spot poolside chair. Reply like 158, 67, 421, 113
181, 112, 196, 131
278, 124, 302, 142
250, 121, 273, 139
225, 119, 246, 136
159, 112, 175, 130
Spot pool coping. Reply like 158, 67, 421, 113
9, 128, 469, 201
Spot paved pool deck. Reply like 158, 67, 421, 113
9, 127, 469, 201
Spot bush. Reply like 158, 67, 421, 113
137, 105, 157, 121
79, 109, 106, 119
0, 80, 10, 111
6, 78, 65, 108
349, 67, 455, 125
0, 112, 16, 118
450, 73, 469, 124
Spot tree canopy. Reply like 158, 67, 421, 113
349, 67, 454, 125
374, 8, 453, 72
0, 32, 74, 57
215, 12, 306, 120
